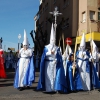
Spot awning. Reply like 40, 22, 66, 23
72, 32, 100, 44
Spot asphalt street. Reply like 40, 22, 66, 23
0, 69, 100, 100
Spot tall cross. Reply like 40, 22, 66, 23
49, 7, 62, 37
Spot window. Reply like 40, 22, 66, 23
98, 12, 100, 20
65, 18, 69, 27
62, 18, 69, 29
39, 10, 42, 18
45, 3, 48, 11
63, 0, 70, 9
42, 8, 44, 13
82, 11, 86, 23
41, 21, 44, 28
90, 11, 95, 20
53, 0, 56, 4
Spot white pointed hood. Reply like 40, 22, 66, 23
91, 40, 97, 53
63, 44, 73, 58
80, 33, 86, 48
23, 29, 28, 45
66, 44, 73, 55
50, 23, 55, 45
91, 40, 99, 59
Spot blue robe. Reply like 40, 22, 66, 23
37, 47, 68, 93
14, 54, 35, 88
66, 61, 83, 91
92, 62, 100, 88
76, 50, 91, 90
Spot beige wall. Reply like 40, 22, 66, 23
79, 0, 100, 36
79, 0, 87, 36
87, 0, 98, 33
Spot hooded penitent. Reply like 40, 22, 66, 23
65, 44, 73, 56
91, 40, 98, 59
80, 33, 86, 50
23, 29, 28, 46
92, 40, 97, 53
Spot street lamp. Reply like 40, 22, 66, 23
18, 34, 21, 51
49, 6, 62, 37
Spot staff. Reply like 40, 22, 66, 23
73, 33, 78, 77
62, 33, 65, 53
73, 27, 79, 77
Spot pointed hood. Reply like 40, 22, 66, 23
50, 23, 55, 45
66, 44, 73, 55
80, 33, 86, 48
63, 44, 73, 57
91, 40, 97, 53
23, 29, 28, 45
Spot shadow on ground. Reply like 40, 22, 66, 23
0, 69, 15, 87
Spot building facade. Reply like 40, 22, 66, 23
34, 0, 100, 55
77, 0, 100, 49
79, 0, 100, 35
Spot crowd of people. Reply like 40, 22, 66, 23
0, 25, 100, 94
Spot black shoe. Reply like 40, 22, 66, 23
27, 86, 30, 89
71, 90, 76, 93
57, 91, 64, 94
18, 87, 24, 91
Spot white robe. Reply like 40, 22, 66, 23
45, 44, 57, 92
77, 51, 91, 91
18, 48, 32, 87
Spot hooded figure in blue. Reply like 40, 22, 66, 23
14, 30, 35, 91
37, 23, 68, 93
66, 54, 83, 92
62, 44, 73, 77
76, 33, 91, 91
90, 40, 100, 89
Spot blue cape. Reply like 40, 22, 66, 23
92, 62, 100, 88
66, 61, 83, 91
14, 55, 35, 88
37, 47, 68, 93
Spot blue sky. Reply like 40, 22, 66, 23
0, 0, 39, 51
